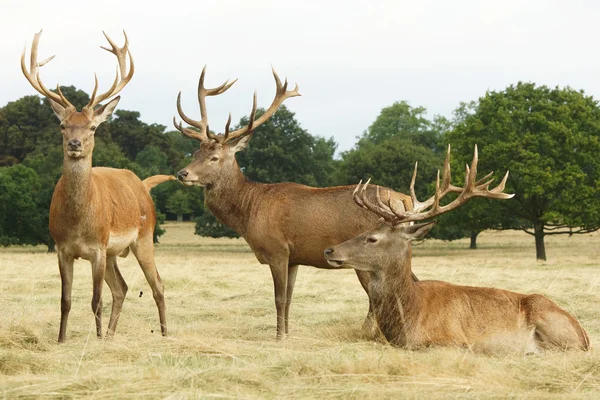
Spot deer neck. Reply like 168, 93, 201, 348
60, 155, 94, 212
369, 245, 420, 346
204, 162, 255, 236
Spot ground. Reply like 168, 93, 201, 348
1, 223, 599, 399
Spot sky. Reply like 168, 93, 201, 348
2, 0, 600, 153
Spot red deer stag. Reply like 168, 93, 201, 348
174, 66, 421, 339
324, 146, 590, 352
21, 30, 174, 342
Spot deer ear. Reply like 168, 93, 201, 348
229, 132, 253, 153
93, 96, 121, 124
400, 221, 436, 241
49, 98, 70, 121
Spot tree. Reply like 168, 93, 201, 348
358, 100, 444, 151
235, 105, 337, 187
336, 101, 447, 197
445, 82, 600, 260
166, 190, 193, 222
0, 165, 46, 247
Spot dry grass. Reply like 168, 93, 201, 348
1, 222, 599, 399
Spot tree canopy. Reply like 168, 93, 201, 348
445, 82, 600, 259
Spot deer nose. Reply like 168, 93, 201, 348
68, 139, 81, 150
324, 248, 334, 258
177, 169, 189, 180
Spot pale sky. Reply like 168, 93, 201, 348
2, 0, 600, 152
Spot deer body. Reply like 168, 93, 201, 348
173, 69, 415, 338
22, 30, 172, 342
324, 147, 589, 352
363, 243, 589, 352
204, 171, 387, 268
50, 167, 155, 259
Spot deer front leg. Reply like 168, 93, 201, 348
269, 260, 289, 340
57, 251, 74, 343
91, 251, 107, 339
285, 264, 299, 335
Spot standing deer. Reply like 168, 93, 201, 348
21, 30, 173, 342
324, 146, 590, 352
174, 66, 419, 339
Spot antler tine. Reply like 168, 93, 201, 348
176, 91, 208, 142
223, 67, 300, 143
21, 30, 74, 109
86, 31, 135, 109
223, 113, 232, 140
350, 179, 399, 222
172, 116, 206, 142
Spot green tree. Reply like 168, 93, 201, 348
445, 82, 600, 260
0, 165, 46, 246
166, 190, 193, 222
235, 105, 337, 187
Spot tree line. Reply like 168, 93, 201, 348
2, 82, 600, 260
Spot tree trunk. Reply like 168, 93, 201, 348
177, 214, 183, 222
534, 221, 546, 261
469, 231, 478, 249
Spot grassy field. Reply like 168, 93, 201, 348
1, 222, 599, 399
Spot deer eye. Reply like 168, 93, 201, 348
60, 124, 66, 130
90, 126, 97, 131
366, 237, 378, 244
210, 156, 220, 162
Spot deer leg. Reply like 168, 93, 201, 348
268, 260, 289, 340
284, 264, 299, 335
57, 251, 74, 343
90, 251, 107, 339
104, 255, 128, 337
354, 270, 378, 334
131, 235, 167, 336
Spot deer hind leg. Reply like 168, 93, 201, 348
131, 234, 167, 336
284, 264, 299, 335
104, 255, 128, 337
526, 294, 590, 351
90, 250, 107, 339
57, 251, 75, 343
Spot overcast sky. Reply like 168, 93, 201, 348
2, 0, 600, 152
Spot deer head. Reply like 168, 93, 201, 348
324, 145, 514, 272
21, 30, 134, 160
174, 66, 300, 186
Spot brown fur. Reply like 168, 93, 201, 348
325, 222, 590, 353
178, 141, 415, 339
143, 174, 176, 190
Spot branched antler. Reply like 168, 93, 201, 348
353, 145, 514, 225
21, 30, 134, 112
174, 66, 300, 143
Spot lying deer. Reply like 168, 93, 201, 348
324, 146, 590, 352
174, 67, 417, 339
21, 30, 174, 342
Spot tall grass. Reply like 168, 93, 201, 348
1, 223, 598, 398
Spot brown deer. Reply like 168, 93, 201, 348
21, 30, 173, 342
324, 146, 590, 352
174, 66, 419, 339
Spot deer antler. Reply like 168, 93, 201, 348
174, 66, 300, 143
85, 31, 135, 110
354, 145, 514, 225
21, 30, 75, 112
22, 30, 134, 112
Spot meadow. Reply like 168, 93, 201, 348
1, 222, 599, 399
